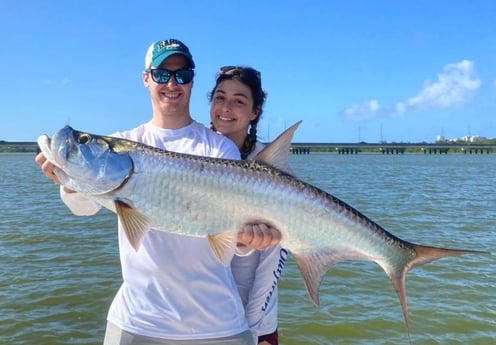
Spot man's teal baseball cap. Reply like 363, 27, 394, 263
144, 38, 195, 69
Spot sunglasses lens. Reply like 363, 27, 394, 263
219, 66, 261, 80
149, 69, 193, 84
151, 70, 171, 84
220, 65, 236, 73
175, 70, 194, 84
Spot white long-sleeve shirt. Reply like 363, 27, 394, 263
231, 141, 283, 339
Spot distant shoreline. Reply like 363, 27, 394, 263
2, 139, 496, 154
0, 142, 38, 153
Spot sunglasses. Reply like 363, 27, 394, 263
219, 66, 261, 80
146, 68, 194, 84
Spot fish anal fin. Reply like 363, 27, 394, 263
254, 121, 301, 176
293, 249, 351, 306
114, 200, 149, 251
207, 232, 237, 266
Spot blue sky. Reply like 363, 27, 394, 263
1, 0, 495, 143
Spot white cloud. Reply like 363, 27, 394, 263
343, 99, 382, 120
42, 78, 70, 87
401, 60, 480, 110
344, 60, 481, 121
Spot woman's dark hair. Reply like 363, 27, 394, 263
208, 66, 267, 159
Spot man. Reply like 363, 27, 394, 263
36, 38, 280, 345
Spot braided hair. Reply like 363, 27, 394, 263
209, 66, 267, 159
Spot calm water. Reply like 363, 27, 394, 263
1, 153, 495, 345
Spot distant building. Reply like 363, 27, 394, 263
436, 135, 446, 143
462, 135, 487, 142
446, 135, 487, 143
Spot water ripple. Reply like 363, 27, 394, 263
1, 153, 495, 345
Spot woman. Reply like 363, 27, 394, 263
209, 66, 283, 345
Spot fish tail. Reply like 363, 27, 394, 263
388, 244, 490, 344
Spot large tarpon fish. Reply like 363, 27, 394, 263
38, 123, 489, 342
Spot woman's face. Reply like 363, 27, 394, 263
210, 79, 259, 143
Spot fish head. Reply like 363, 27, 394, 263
37, 126, 133, 195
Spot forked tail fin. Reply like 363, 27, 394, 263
388, 244, 490, 344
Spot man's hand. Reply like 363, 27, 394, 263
237, 223, 282, 250
35, 152, 61, 184
35, 152, 75, 193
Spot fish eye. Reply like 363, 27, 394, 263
76, 133, 92, 145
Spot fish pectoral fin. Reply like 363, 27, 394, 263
293, 249, 357, 306
207, 232, 237, 266
253, 121, 301, 176
115, 200, 150, 251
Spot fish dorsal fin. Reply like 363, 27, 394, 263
207, 232, 237, 266
253, 121, 301, 176
115, 200, 150, 251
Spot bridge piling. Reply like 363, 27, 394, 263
288, 143, 496, 155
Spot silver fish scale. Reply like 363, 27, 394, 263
109, 146, 415, 267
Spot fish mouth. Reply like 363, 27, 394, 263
38, 133, 58, 167
37, 130, 72, 183
38, 126, 75, 167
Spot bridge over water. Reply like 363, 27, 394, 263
290, 143, 496, 155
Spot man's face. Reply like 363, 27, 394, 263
143, 54, 193, 116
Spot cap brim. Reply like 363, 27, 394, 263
151, 52, 195, 69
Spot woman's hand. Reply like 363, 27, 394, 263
237, 223, 282, 250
